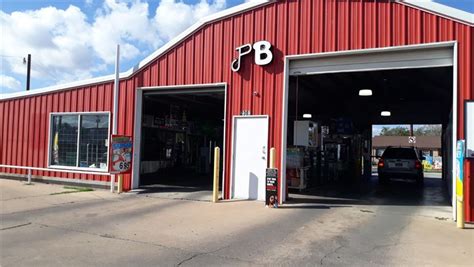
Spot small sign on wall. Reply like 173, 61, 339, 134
466, 101, 474, 158
110, 135, 133, 174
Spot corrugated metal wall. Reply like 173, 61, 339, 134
0, 82, 115, 182
0, 0, 472, 220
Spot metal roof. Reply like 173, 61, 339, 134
1, 0, 472, 101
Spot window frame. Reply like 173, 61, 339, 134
48, 111, 111, 173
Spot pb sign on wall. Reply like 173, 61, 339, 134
110, 135, 133, 174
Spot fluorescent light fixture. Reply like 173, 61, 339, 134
303, 114, 312, 119
359, 89, 372, 96
381, 111, 391, 117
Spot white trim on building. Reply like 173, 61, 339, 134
0, 0, 272, 101
281, 41, 457, 213
1, 0, 471, 101
399, 0, 474, 26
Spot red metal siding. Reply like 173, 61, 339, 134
0, 82, 114, 181
463, 26, 474, 221
0, 0, 472, 220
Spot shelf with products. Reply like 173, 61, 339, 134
287, 146, 310, 190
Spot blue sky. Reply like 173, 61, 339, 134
1, 0, 473, 94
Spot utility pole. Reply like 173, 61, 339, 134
26, 54, 31, 91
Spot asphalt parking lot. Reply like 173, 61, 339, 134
1, 175, 473, 266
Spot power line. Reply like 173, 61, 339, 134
0, 55, 25, 58
1, 54, 60, 82
31, 61, 59, 81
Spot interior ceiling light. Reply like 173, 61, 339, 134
381, 111, 391, 117
359, 89, 373, 96
303, 114, 312, 119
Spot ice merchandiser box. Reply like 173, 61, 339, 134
293, 120, 319, 147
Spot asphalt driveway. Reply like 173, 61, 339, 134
1, 175, 472, 266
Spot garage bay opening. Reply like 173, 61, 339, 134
285, 66, 453, 210
138, 87, 225, 196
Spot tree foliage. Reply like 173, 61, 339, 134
380, 126, 410, 136
379, 125, 442, 136
414, 125, 442, 136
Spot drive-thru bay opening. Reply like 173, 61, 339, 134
284, 66, 453, 211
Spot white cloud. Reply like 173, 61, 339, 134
1, 6, 98, 84
0, 74, 22, 93
154, 0, 226, 41
1, 0, 229, 90
91, 0, 160, 64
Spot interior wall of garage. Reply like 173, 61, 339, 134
0, 0, 472, 219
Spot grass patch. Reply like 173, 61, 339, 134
50, 186, 94, 195
63, 186, 94, 192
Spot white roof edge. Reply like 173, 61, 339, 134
136, 0, 272, 72
0, 0, 272, 101
398, 0, 474, 26
2, 0, 471, 101
0, 74, 116, 100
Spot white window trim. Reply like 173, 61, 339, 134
48, 111, 111, 173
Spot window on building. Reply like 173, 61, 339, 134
50, 113, 109, 170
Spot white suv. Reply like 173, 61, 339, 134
377, 147, 424, 185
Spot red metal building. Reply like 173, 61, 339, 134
1, 0, 473, 221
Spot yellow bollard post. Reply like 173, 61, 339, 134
213, 147, 220, 203
456, 170, 464, 229
269, 147, 276, 168
117, 174, 123, 194
457, 199, 464, 229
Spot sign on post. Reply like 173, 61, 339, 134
266, 168, 278, 208
466, 101, 474, 158
456, 140, 465, 228
110, 135, 133, 174
408, 136, 416, 144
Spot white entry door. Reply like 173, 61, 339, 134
232, 116, 269, 200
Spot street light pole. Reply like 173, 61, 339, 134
26, 54, 31, 91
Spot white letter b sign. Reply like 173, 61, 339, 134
253, 41, 273, 66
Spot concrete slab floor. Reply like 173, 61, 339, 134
1, 176, 472, 267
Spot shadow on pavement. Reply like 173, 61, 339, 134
279, 205, 351, 209
134, 185, 211, 195
286, 174, 451, 207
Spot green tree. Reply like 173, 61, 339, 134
380, 126, 410, 136
414, 125, 442, 136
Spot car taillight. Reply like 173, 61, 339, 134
415, 160, 422, 169
378, 159, 384, 168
